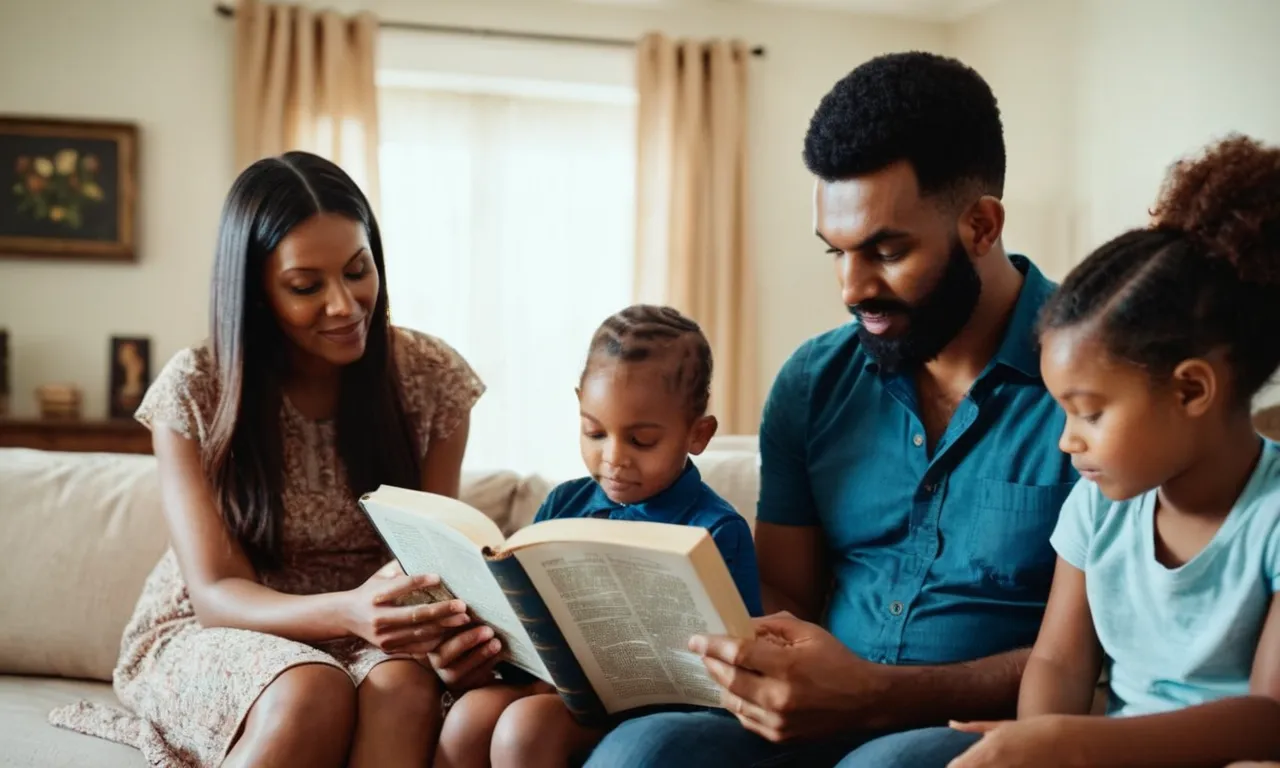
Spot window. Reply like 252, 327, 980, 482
377, 46, 636, 480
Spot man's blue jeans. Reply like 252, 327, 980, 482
582, 709, 980, 768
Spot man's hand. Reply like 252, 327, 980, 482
689, 611, 887, 742
946, 716, 1085, 768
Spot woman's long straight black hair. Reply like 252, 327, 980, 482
206, 151, 420, 571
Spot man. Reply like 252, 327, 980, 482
582, 51, 1079, 767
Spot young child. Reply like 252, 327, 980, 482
435, 304, 763, 768
947, 135, 1280, 768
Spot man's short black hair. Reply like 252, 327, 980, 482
803, 51, 1006, 201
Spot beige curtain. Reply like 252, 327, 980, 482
634, 33, 757, 434
233, 0, 380, 208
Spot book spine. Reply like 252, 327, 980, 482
485, 553, 608, 727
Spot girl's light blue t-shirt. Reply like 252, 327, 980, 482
1051, 439, 1280, 717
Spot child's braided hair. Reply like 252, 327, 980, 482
582, 304, 713, 418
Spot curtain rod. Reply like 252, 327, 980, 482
213, 3, 766, 57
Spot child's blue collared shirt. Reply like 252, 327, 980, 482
534, 462, 764, 617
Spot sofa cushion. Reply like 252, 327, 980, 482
0, 450, 169, 683
510, 474, 555, 534
458, 469, 524, 535
0, 448, 523, 682
694, 445, 761, 530
0, 676, 144, 767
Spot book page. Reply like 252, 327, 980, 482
361, 499, 551, 683
362, 485, 506, 548
514, 542, 729, 713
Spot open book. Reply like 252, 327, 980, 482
358, 485, 754, 726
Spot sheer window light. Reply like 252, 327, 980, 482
378, 77, 636, 480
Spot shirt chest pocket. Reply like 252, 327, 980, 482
953, 478, 1076, 592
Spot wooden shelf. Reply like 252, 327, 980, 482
0, 417, 152, 455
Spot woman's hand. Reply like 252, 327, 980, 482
341, 562, 472, 656
426, 622, 505, 692
947, 716, 1085, 768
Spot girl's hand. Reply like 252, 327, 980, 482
947, 716, 1085, 768
342, 562, 471, 655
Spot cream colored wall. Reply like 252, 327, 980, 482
1070, 0, 1280, 257
951, 0, 1280, 406
948, 0, 1078, 279
0, 0, 945, 419
0, 0, 233, 419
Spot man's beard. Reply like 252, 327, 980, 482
849, 238, 982, 374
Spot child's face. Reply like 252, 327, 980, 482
1041, 325, 1203, 501
577, 360, 717, 505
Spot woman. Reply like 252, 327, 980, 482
50, 152, 487, 767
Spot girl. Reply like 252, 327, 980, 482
434, 304, 763, 768
50, 152, 487, 767
949, 135, 1280, 767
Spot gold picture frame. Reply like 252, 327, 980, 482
0, 116, 138, 262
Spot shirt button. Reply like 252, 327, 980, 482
889, 601, 904, 616
924, 483, 935, 493
912, 434, 924, 447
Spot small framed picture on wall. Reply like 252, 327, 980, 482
109, 336, 150, 419
0, 116, 138, 262
0, 327, 9, 417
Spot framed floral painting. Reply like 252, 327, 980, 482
0, 117, 137, 262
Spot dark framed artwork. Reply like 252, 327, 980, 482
0, 328, 8, 417
109, 336, 150, 419
0, 116, 138, 262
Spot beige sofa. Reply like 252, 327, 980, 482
0, 441, 762, 767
